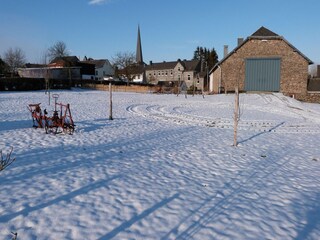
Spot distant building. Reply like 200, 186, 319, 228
18, 56, 95, 80
49, 56, 95, 80
311, 65, 320, 78
81, 58, 114, 80
136, 25, 144, 65
145, 59, 204, 90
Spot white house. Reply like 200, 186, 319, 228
81, 59, 114, 80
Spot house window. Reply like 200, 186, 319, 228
95, 71, 98, 75
170, 70, 173, 75
158, 71, 160, 75
178, 75, 181, 80
165, 71, 167, 76
103, 71, 106, 76
188, 75, 191, 80
154, 71, 156, 75
178, 67, 180, 71
161, 71, 164, 75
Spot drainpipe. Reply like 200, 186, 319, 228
218, 65, 222, 94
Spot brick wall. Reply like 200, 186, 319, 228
293, 92, 320, 103
217, 38, 310, 95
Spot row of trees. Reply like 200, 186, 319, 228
0, 41, 70, 76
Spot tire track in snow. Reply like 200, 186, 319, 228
127, 104, 320, 134
259, 93, 320, 123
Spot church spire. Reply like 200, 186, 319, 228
136, 25, 143, 64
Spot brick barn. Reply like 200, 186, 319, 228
209, 26, 313, 99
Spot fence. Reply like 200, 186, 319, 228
0, 78, 71, 91
0, 78, 158, 93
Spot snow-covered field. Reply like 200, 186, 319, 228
1, 89, 320, 240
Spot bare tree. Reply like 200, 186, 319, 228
112, 51, 137, 82
47, 41, 69, 62
4, 47, 26, 76
112, 51, 135, 69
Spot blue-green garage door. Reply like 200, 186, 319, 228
245, 58, 281, 92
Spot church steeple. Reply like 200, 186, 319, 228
136, 25, 143, 64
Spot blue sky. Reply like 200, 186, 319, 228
0, 0, 319, 65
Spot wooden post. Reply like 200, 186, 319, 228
109, 82, 113, 120
193, 77, 195, 97
233, 86, 239, 146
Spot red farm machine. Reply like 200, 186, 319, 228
28, 94, 75, 134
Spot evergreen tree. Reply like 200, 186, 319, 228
193, 46, 218, 70
0, 57, 8, 74
207, 47, 218, 69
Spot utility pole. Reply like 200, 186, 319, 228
45, 68, 51, 105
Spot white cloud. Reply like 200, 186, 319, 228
88, 0, 110, 5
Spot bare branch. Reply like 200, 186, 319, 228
111, 51, 135, 69
0, 147, 16, 172
111, 51, 137, 81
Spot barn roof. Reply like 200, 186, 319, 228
251, 26, 278, 37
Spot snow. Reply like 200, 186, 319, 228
1, 89, 320, 240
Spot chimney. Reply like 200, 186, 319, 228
238, 38, 244, 46
223, 45, 228, 58
149, 60, 152, 65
